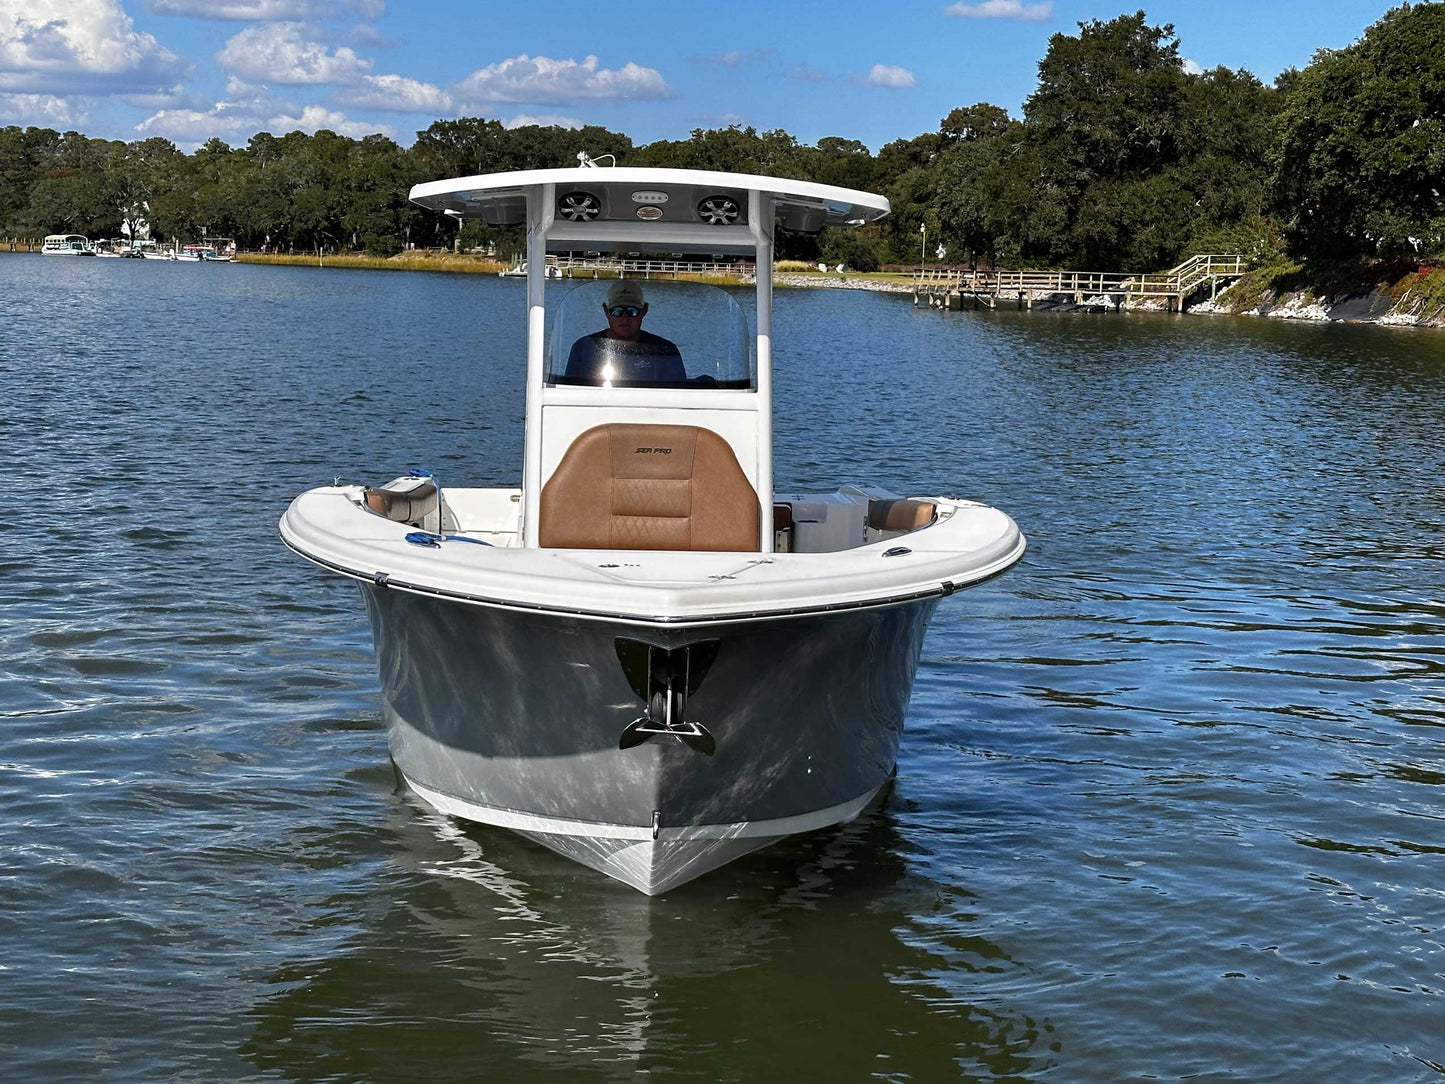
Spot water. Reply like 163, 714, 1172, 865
2, 252, 1443, 1081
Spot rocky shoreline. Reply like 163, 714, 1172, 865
766, 273, 916, 294
774, 268, 1445, 329
1187, 285, 1443, 328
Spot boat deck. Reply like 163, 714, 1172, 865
282, 486, 1024, 625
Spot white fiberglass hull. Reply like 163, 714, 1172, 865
404, 773, 884, 895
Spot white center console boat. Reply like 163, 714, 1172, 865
281, 161, 1026, 894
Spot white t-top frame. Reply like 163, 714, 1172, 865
408, 166, 890, 554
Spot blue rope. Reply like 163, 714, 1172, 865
404, 531, 492, 548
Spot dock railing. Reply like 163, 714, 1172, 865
1125, 254, 1245, 298
545, 255, 756, 279
912, 254, 1245, 307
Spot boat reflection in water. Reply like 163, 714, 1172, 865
238, 792, 1055, 1079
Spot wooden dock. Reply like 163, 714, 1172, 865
912, 254, 1245, 312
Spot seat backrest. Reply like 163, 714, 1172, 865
867, 498, 937, 533
539, 423, 759, 551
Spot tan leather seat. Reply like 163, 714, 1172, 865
867, 498, 937, 532
539, 423, 760, 551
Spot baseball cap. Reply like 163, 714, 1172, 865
606, 280, 646, 308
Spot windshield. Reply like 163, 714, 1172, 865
545, 279, 755, 390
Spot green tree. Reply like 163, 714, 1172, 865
939, 103, 1011, 144
932, 105, 1017, 265
873, 131, 942, 190
631, 125, 812, 177
0, 126, 62, 234
23, 132, 123, 237
931, 12, 1279, 270
819, 227, 885, 272
1272, 2, 1445, 260
110, 137, 184, 240
812, 136, 877, 192
344, 133, 416, 254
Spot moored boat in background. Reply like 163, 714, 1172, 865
40, 234, 93, 256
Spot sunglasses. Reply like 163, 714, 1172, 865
606, 305, 645, 318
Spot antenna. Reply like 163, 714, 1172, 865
577, 151, 616, 169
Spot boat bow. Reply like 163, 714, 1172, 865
281, 486, 1024, 625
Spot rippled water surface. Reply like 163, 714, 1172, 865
3, 253, 1444, 1081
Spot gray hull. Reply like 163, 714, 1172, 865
362, 585, 938, 893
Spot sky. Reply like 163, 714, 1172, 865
0, 0, 1412, 151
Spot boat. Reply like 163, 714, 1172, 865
498, 255, 560, 278
93, 238, 126, 258
280, 160, 1026, 894
40, 234, 93, 256
200, 238, 236, 262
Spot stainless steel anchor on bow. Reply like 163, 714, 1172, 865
615, 639, 719, 756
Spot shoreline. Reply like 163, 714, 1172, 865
15, 247, 1440, 328
1183, 263, 1445, 329
236, 251, 510, 274
845, 267, 1445, 329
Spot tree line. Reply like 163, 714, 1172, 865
2, 5, 1440, 272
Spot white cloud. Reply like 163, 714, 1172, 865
453, 54, 672, 105
866, 64, 916, 89
134, 79, 294, 139
267, 103, 390, 137
0, 90, 89, 126
136, 96, 390, 142
134, 102, 254, 140
216, 22, 371, 85
225, 74, 266, 97
150, 0, 385, 18
1182, 58, 1204, 75
339, 72, 450, 112
944, 0, 1052, 20
150, 0, 315, 17
121, 84, 190, 108
0, 0, 189, 95
503, 113, 582, 129
347, 23, 397, 48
